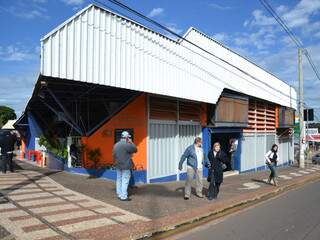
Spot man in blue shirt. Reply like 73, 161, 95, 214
178, 137, 206, 200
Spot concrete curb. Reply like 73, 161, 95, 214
134, 172, 320, 240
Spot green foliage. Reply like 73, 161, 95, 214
0, 106, 16, 127
86, 147, 101, 169
38, 135, 68, 160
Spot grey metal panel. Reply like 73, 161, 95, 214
147, 121, 201, 180
178, 124, 202, 171
277, 137, 291, 164
148, 122, 177, 180
255, 134, 266, 168
41, 4, 296, 109
266, 134, 276, 151
240, 134, 256, 172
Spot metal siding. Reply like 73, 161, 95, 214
148, 121, 201, 180
266, 134, 276, 151
41, 4, 296, 108
277, 136, 291, 164
148, 122, 177, 180
255, 134, 266, 168
240, 134, 256, 172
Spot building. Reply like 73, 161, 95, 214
17, 4, 296, 183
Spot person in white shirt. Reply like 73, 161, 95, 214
178, 137, 206, 200
265, 144, 279, 186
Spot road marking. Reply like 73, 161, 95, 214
290, 172, 302, 177
238, 182, 261, 190
306, 169, 316, 172
298, 170, 310, 174
278, 175, 292, 180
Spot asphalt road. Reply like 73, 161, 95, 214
170, 180, 320, 240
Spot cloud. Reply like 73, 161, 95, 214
208, 3, 232, 10
166, 23, 183, 34
14, 9, 48, 19
61, 0, 84, 6
211, 32, 229, 43
0, 45, 37, 62
147, 8, 164, 18
0, 1, 49, 20
246, 0, 320, 30
0, 74, 37, 116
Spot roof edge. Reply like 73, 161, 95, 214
185, 27, 295, 89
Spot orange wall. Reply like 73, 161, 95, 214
82, 94, 148, 170
200, 103, 207, 127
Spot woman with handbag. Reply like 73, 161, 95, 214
265, 144, 279, 186
207, 142, 227, 200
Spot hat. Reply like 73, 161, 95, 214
121, 131, 131, 138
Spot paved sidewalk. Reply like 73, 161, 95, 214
0, 159, 319, 240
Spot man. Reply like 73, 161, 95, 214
112, 131, 137, 201
0, 130, 15, 174
178, 137, 206, 200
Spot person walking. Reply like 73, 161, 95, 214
0, 130, 15, 174
265, 144, 279, 186
178, 137, 205, 200
207, 142, 227, 200
112, 131, 137, 201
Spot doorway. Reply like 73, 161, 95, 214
210, 129, 242, 171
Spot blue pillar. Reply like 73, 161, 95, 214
202, 127, 211, 177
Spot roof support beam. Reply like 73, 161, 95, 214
39, 98, 84, 136
45, 87, 85, 136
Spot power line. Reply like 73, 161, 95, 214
93, 0, 296, 102
259, 0, 320, 83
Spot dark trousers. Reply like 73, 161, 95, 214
1, 153, 14, 173
208, 180, 221, 199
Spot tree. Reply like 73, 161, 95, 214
0, 106, 17, 128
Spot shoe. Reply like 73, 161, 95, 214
196, 194, 204, 198
120, 198, 132, 201
184, 197, 189, 200
207, 197, 214, 201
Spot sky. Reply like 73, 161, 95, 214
0, 0, 319, 120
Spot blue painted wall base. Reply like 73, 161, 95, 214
64, 166, 147, 184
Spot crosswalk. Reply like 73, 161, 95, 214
237, 166, 320, 190
0, 171, 149, 240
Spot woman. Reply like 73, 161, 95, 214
265, 144, 279, 186
207, 142, 227, 200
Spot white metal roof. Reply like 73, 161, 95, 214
40, 4, 297, 109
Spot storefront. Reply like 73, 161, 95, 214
17, 3, 297, 183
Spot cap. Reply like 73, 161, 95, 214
121, 131, 131, 138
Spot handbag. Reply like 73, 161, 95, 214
221, 163, 227, 170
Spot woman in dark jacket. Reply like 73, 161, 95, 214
207, 142, 227, 200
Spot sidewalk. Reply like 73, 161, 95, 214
1, 159, 320, 240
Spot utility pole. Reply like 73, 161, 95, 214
299, 48, 305, 168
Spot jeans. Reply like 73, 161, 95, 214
268, 163, 277, 179
116, 169, 131, 200
185, 167, 203, 198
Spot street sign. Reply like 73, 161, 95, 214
304, 109, 314, 121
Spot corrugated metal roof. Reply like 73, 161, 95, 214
40, 4, 297, 109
